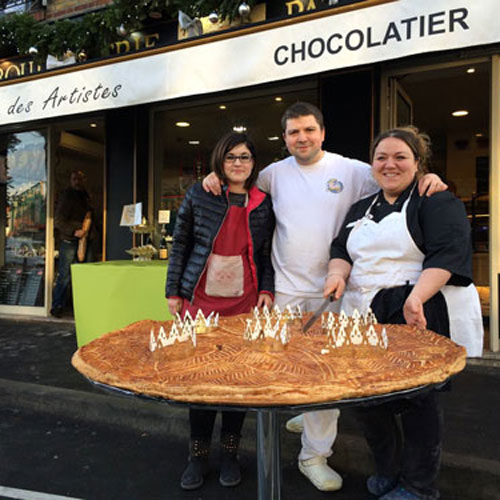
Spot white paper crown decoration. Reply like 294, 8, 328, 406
192, 309, 219, 333
320, 308, 388, 355
244, 305, 290, 345
149, 318, 196, 353
283, 304, 303, 321
174, 309, 219, 334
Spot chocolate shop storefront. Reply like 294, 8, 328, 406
0, 0, 499, 353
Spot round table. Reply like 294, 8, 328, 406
89, 378, 443, 500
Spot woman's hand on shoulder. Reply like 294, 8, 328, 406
418, 173, 447, 196
257, 293, 273, 309
202, 172, 223, 195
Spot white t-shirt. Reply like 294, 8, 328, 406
257, 151, 378, 298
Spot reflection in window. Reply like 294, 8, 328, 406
0, 0, 33, 15
0, 130, 47, 306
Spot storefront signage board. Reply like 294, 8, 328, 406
0, 0, 499, 126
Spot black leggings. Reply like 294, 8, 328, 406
189, 408, 246, 441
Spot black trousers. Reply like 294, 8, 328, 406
360, 286, 448, 499
190, 408, 246, 442
355, 391, 442, 499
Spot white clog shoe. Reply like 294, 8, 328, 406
298, 456, 343, 491
285, 413, 304, 433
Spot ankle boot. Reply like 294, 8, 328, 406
219, 433, 241, 487
180, 439, 210, 490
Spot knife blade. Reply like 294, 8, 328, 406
302, 294, 335, 333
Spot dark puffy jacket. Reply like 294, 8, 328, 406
165, 182, 275, 302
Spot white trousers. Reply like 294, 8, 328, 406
274, 292, 340, 460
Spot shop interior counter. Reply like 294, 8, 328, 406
71, 260, 172, 346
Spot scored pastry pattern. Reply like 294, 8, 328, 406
73, 312, 466, 406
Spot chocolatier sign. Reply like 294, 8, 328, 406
0, 0, 499, 126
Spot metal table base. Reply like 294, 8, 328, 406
88, 378, 441, 500
256, 409, 281, 500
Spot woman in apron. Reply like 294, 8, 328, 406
324, 126, 483, 500
166, 132, 275, 490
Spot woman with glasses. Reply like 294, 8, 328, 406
166, 132, 275, 490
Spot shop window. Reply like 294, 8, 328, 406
0, 130, 47, 306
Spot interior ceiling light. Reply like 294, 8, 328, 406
89, 123, 97, 128
188, 140, 200, 145
268, 136, 280, 141
219, 105, 227, 110
176, 121, 190, 127
466, 67, 476, 74
233, 126, 247, 133
274, 96, 283, 102
451, 110, 469, 117
475, 133, 484, 137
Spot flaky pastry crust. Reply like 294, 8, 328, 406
72, 314, 466, 406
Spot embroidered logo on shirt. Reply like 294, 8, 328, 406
326, 178, 344, 193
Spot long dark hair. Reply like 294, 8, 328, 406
210, 132, 258, 190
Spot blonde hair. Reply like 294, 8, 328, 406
371, 126, 432, 176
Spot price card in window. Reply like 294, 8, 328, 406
158, 210, 171, 224
120, 202, 142, 226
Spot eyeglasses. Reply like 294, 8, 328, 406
224, 153, 253, 164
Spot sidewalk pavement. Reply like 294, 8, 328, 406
0, 315, 499, 499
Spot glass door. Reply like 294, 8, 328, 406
390, 79, 414, 127
0, 130, 48, 312
383, 60, 491, 352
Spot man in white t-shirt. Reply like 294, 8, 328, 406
203, 102, 445, 492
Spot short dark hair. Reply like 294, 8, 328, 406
281, 102, 324, 132
210, 132, 258, 190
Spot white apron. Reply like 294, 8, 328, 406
341, 192, 483, 357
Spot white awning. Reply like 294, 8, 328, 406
1, 0, 499, 126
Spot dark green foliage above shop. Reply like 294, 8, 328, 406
0, 0, 257, 63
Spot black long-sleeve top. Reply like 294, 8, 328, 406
330, 182, 473, 286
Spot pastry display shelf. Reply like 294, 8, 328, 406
88, 378, 446, 500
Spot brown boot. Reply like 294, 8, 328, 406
180, 439, 210, 490
219, 433, 241, 487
